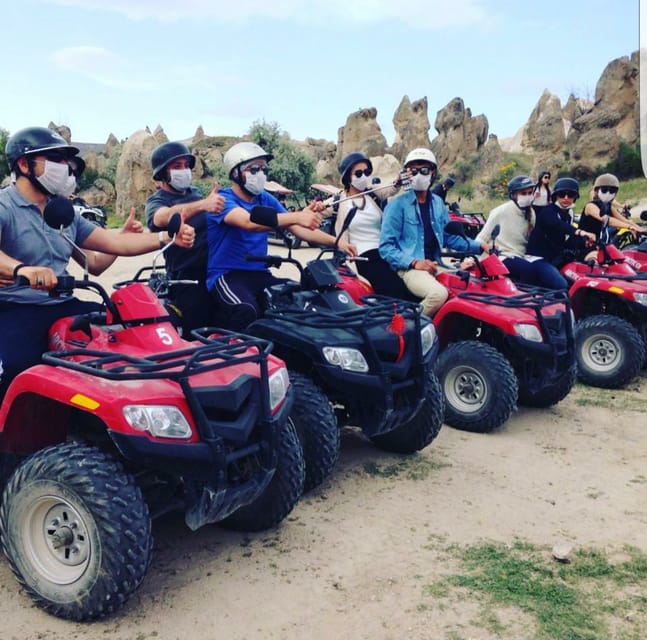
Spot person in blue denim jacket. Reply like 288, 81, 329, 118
379, 148, 487, 316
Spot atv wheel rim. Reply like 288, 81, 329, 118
581, 333, 620, 372
22, 495, 92, 585
444, 365, 488, 413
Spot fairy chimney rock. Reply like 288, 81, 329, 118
336, 107, 388, 164
430, 97, 488, 169
115, 129, 159, 218
391, 96, 431, 162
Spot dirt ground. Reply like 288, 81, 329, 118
2, 248, 645, 640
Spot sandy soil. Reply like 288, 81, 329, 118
2, 247, 645, 639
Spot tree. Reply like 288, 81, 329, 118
0, 127, 9, 183
247, 120, 315, 197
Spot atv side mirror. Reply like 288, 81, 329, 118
44, 196, 75, 230
490, 224, 501, 241
44, 196, 89, 280
167, 212, 182, 237
151, 212, 183, 272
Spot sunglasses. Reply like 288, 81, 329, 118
543, 175, 551, 180
409, 166, 434, 176
598, 187, 618, 194
556, 191, 578, 199
245, 164, 269, 175
39, 152, 69, 163
353, 168, 372, 178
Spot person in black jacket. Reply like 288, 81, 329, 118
526, 177, 596, 286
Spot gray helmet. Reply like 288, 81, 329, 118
151, 141, 195, 181
5, 126, 79, 171
551, 177, 579, 201
593, 173, 620, 189
223, 142, 273, 179
507, 175, 534, 198
338, 152, 373, 187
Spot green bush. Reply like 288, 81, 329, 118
0, 127, 9, 182
600, 142, 643, 180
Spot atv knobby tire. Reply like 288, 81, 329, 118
219, 418, 305, 532
370, 369, 444, 453
575, 315, 645, 388
286, 371, 339, 492
435, 340, 518, 433
0, 443, 152, 621
517, 363, 577, 408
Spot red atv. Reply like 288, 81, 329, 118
338, 223, 576, 433
0, 204, 304, 621
560, 227, 647, 388
612, 227, 647, 273
448, 201, 486, 239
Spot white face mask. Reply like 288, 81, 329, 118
350, 173, 370, 191
36, 159, 71, 196
516, 194, 534, 209
59, 174, 77, 198
169, 168, 192, 191
244, 171, 267, 195
597, 191, 615, 203
555, 200, 571, 210
410, 173, 432, 192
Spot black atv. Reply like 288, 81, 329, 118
242, 218, 444, 490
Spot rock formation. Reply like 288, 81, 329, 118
335, 107, 388, 165
430, 98, 489, 170
391, 96, 431, 162
114, 128, 160, 218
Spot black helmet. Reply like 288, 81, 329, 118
68, 156, 86, 178
151, 141, 195, 181
551, 177, 579, 201
5, 126, 79, 171
338, 152, 372, 187
507, 175, 534, 198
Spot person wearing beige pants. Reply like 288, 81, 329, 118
379, 148, 488, 317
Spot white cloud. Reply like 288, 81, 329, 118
45, 0, 496, 29
49, 46, 158, 90
49, 46, 243, 92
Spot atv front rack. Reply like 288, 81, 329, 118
459, 286, 573, 347
42, 329, 272, 382
265, 295, 422, 329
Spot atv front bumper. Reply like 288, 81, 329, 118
110, 392, 293, 530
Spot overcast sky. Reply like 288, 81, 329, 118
0, 0, 640, 146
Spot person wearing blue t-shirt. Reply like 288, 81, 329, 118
207, 142, 356, 331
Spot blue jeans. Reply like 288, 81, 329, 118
503, 256, 568, 290
0, 298, 101, 398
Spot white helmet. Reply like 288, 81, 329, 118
223, 142, 273, 178
404, 148, 437, 168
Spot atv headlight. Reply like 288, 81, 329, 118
633, 292, 647, 307
322, 346, 369, 372
123, 405, 192, 439
269, 367, 290, 411
513, 323, 543, 343
420, 323, 437, 356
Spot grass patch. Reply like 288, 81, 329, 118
363, 455, 449, 480
572, 379, 647, 411
426, 541, 647, 640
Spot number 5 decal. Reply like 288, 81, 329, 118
156, 327, 174, 345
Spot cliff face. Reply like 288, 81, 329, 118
26, 50, 636, 215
